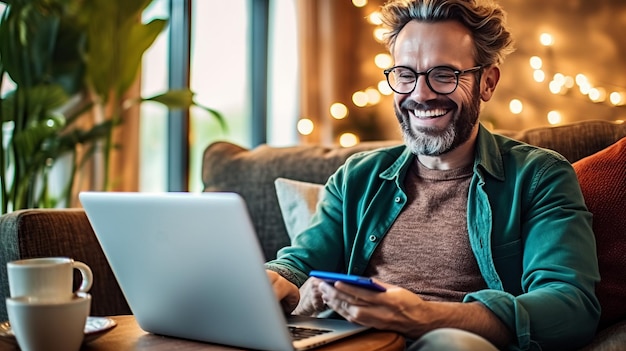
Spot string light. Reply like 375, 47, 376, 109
367, 12, 382, 25
610, 92, 624, 106
539, 33, 554, 46
330, 103, 348, 119
352, 91, 369, 107
297, 118, 314, 135
374, 53, 392, 69
365, 88, 381, 104
378, 80, 393, 95
509, 99, 523, 114
529, 56, 542, 69
547, 111, 562, 125
339, 133, 359, 147
373, 28, 387, 43
352, 0, 367, 8
588, 87, 606, 103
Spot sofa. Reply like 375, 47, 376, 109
1, 119, 625, 350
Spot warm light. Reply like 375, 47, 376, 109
540, 33, 554, 46
330, 102, 348, 119
374, 53, 393, 69
579, 82, 591, 95
367, 12, 383, 25
352, 0, 367, 7
339, 133, 360, 147
297, 118, 314, 135
563, 76, 575, 89
553, 73, 565, 86
373, 28, 387, 42
533, 70, 545, 83
509, 99, 523, 115
547, 111, 562, 125
588, 87, 606, 103
549, 80, 564, 94
365, 88, 381, 105
529, 56, 542, 70
610, 92, 624, 106
352, 91, 369, 107
575, 74, 589, 86
378, 80, 393, 95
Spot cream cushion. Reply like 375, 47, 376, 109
274, 177, 324, 241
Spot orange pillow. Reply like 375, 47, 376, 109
572, 136, 626, 329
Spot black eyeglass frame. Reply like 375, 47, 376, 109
383, 65, 483, 95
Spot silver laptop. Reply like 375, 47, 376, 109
79, 191, 369, 351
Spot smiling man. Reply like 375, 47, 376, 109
265, 1, 601, 350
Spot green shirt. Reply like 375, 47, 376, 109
266, 124, 600, 350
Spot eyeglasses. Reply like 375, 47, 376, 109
383, 65, 483, 95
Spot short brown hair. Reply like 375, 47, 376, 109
380, 0, 515, 66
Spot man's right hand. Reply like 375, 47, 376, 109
293, 277, 328, 316
266, 270, 299, 313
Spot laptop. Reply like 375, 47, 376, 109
79, 191, 370, 351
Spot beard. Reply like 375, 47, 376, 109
394, 82, 481, 156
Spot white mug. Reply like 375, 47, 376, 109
7, 257, 93, 302
6, 292, 91, 351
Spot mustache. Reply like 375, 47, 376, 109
400, 98, 457, 111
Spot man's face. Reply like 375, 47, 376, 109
391, 20, 482, 156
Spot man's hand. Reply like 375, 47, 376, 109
266, 270, 299, 313
293, 277, 328, 316
319, 280, 512, 347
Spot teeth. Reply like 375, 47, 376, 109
413, 109, 447, 118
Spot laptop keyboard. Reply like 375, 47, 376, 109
288, 326, 333, 341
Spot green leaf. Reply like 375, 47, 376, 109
1, 84, 68, 123
82, 0, 165, 100
142, 89, 195, 108
0, 3, 60, 88
116, 18, 166, 95
140, 89, 227, 132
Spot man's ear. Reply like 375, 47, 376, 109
480, 66, 500, 101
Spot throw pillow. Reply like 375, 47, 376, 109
274, 178, 324, 242
573, 136, 626, 329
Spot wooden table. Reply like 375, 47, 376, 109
0, 315, 405, 351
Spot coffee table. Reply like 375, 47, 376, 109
0, 315, 405, 350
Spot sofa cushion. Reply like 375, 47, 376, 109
496, 119, 626, 163
274, 177, 324, 242
573, 136, 626, 329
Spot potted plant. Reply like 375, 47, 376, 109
0, 0, 224, 213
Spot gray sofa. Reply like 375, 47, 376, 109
0, 119, 625, 350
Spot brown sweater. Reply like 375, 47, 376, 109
364, 160, 487, 301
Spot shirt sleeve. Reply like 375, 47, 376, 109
466, 152, 601, 351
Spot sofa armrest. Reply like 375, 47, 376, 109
0, 209, 130, 321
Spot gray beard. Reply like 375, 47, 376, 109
395, 83, 481, 156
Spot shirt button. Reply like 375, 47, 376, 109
369, 235, 377, 242
394, 196, 401, 203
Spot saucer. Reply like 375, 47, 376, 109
0, 316, 116, 345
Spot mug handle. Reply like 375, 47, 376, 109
73, 261, 93, 293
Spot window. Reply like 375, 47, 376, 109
140, 0, 298, 192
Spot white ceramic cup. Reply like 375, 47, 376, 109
6, 292, 91, 351
7, 257, 93, 302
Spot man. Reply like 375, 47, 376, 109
266, 0, 601, 350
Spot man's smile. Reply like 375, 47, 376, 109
411, 108, 450, 119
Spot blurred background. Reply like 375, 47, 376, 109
2, 0, 625, 195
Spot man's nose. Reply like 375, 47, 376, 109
409, 75, 438, 102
